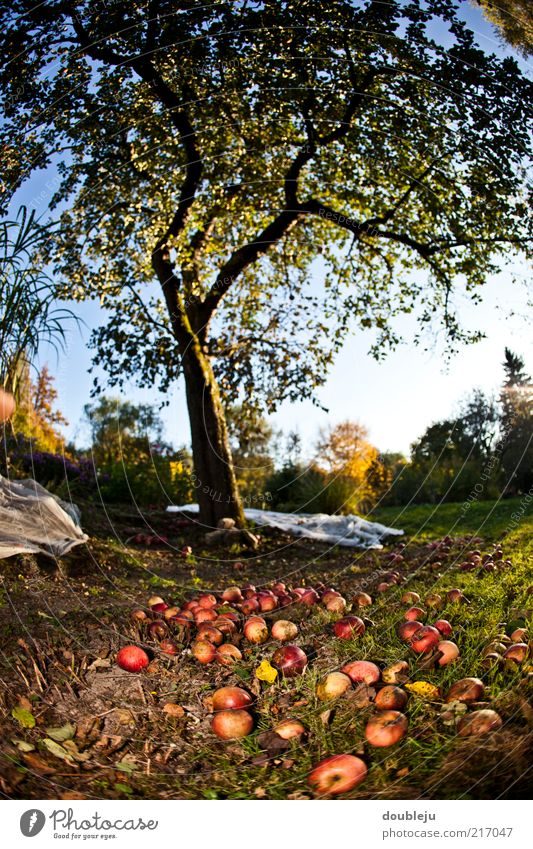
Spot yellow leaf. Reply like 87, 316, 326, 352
255, 660, 278, 684
405, 681, 441, 700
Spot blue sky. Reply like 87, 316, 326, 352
13, 2, 533, 458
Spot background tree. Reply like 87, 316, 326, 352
1, 1, 531, 524
474, 1, 533, 57
11, 364, 68, 453
499, 349, 532, 494
84, 396, 165, 468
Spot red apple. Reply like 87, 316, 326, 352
271, 582, 287, 596
196, 624, 224, 645
409, 625, 441, 653
213, 616, 237, 636
434, 619, 453, 637
159, 639, 180, 656
308, 754, 367, 796
195, 608, 217, 624
271, 620, 299, 641
271, 644, 307, 677
316, 672, 352, 701
180, 545, 192, 558
377, 582, 390, 593
240, 598, 260, 615
365, 710, 408, 747
333, 616, 366, 639
404, 606, 425, 622
437, 640, 459, 666
321, 589, 341, 605
148, 595, 165, 608
221, 586, 243, 603
446, 677, 484, 703
424, 593, 442, 609
299, 588, 320, 606
447, 588, 466, 604
396, 620, 423, 643
341, 660, 380, 685
216, 644, 242, 666
503, 643, 529, 663
197, 593, 217, 609
211, 709, 253, 739
382, 660, 409, 684
244, 616, 269, 644
116, 645, 149, 673
148, 620, 168, 640
151, 601, 169, 614
374, 685, 408, 711
257, 591, 278, 612
212, 686, 253, 712
162, 606, 180, 620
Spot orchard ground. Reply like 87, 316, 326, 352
0, 496, 531, 800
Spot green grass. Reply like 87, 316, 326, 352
369, 495, 533, 541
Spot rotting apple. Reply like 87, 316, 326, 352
503, 643, 529, 663
325, 595, 347, 613
377, 582, 390, 593
274, 718, 306, 740
196, 624, 224, 646
216, 644, 243, 666
244, 616, 269, 644
240, 598, 260, 615
116, 645, 149, 673
271, 620, 299, 641
401, 591, 421, 605
308, 754, 367, 796
221, 586, 243, 604
382, 660, 409, 684
424, 593, 443, 610
159, 640, 180, 656
374, 685, 408, 711
457, 709, 503, 737
195, 608, 218, 624
212, 686, 253, 712
191, 640, 217, 664
446, 588, 467, 604
365, 710, 408, 747
131, 609, 148, 623
352, 592, 373, 607
148, 620, 168, 640
272, 644, 308, 677
446, 677, 484, 703
148, 595, 165, 608
316, 672, 352, 701
341, 660, 380, 685
211, 709, 253, 739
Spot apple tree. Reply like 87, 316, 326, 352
0, 0, 531, 524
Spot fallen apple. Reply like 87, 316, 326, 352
162, 606, 180, 620
396, 620, 423, 643
325, 595, 347, 613
244, 616, 269, 644
211, 709, 253, 739
159, 639, 180, 656
436, 640, 460, 666
213, 616, 237, 636
409, 625, 441, 653
321, 589, 341, 605
216, 643, 242, 666
446, 588, 466, 604
240, 598, 260, 615
401, 591, 421, 605
271, 620, 299, 641
308, 754, 367, 796
274, 718, 306, 740
131, 609, 148, 622
316, 672, 352, 701
382, 660, 409, 684
377, 582, 390, 593
333, 616, 366, 639
424, 593, 443, 609
212, 686, 253, 712
272, 644, 308, 677
434, 619, 453, 637
116, 645, 149, 673
299, 588, 320, 606
257, 591, 278, 612
511, 628, 528, 643
196, 624, 224, 645
503, 643, 529, 663
352, 592, 373, 607
151, 601, 169, 614
446, 677, 484, 703
365, 710, 408, 747
194, 608, 217, 624
457, 709, 503, 737
148, 595, 165, 608
404, 606, 426, 622
221, 586, 243, 603
148, 620, 168, 640
191, 640, 217, 664
341, 660, 380, 685
374, 685, 408, 711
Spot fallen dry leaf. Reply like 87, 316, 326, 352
163, 703, 185, 718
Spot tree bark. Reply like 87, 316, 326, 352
180, 336, 245, 527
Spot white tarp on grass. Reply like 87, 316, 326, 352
167, 504, 403, 549
0, 476, 88, 559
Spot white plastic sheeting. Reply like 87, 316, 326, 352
0, 476, 88, 559
167, 504, 403, 549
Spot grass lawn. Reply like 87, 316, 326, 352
0, 496, 531, 799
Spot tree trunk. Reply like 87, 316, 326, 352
181, 337, 245, 527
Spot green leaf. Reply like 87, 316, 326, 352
114, 783, 133, 796
115, 760, 136, 775
45, 722, 76, 742
11, 738, 35, 752
42, 738, 74, 762
11, 706, 36, 729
